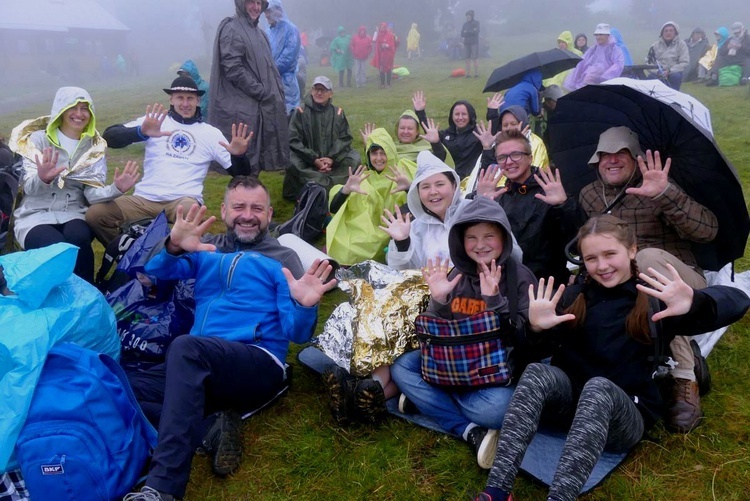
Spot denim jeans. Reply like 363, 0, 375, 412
391, 350, 515, 436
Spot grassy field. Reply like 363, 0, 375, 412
2, 51, 750, 500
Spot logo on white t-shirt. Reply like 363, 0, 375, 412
167, 130, 196, 157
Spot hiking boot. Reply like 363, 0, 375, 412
202, 410, 243, 476
353, 378, 387, 423
466, 426, 500, 469
691, 339, 711, 396
322, 364, 356, 425
398, 393, 419, 414
667, 378, 702, 433
123, 486, 176, 501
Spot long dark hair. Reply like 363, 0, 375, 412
564, 215, 651, 344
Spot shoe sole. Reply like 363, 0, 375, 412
355, 384, 387, 423
477, 429, 499, 469
211, 414, 243, 476
322, 367, 351, 425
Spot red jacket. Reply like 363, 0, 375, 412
350, 28, 372, 60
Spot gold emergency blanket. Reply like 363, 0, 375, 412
315, 261, 430, 376
9, 116, 108, 189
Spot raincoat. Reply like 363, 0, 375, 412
266, 0, 301, 114
208, 0, 289, 172
686, 28, 710, 79
330, 26, 353, 71
178, 59, 210, 118
326, 128, 415, 265
503, 69, 542, 117
407, 23, 421, 52
649, 22, 689, 74
371, 23, 397, 72
394, 110, 454, 167
574, 33, 589, 54
699, 28, 729, 72
543, 31, 583, 88
10, 87, 122, 248
387, 151, 463, 270
0, 243, 119, 471
610, 28, 633, 66
350, 25, 373, 60
282, 93, 361, 200
564, 35, 624, 91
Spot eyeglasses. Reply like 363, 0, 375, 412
495, 151, 530, 163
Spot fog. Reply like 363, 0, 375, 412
1, 0, 748, 115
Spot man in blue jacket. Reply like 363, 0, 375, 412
125, 177, 336, 501
265, 0, 301, 114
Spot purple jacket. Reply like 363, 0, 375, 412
564, 36, 624, 91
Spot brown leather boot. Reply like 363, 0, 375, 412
667, 377, 702, 433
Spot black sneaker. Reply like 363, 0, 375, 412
321, 365, 356, 425
466, 426, 499, 469
202, 410, 243, 476
353, 378, 387, 424
398, 393, 418, 414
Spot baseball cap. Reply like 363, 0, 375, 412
312, 76, 333, 90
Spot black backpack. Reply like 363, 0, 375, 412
95, 218, 153, 292
0, 151, 23, 255
276, 182, 329, 244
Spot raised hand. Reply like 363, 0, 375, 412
219, 122, 253, 156
34, 147, 65, 184
167, 204, 218, 254
487, 92, 505, 110
140, 104, 173, 138
412, 90, 427, 111
636, 263, 694, 321
533, 167, 568, 206
479, 259, 502, 297
476, 164, 507, 200
419, 118, 440, 144
360, 122, 377, 145
283, 258, 337, 307
385, 164, 412, 193
422, 257, 461, 304
626, 149, 671, 198
472, 120, 499, 150
528, 277, 575, 332
379, 204, 412, 242
113, 160, 141, 193
342, 165, 370, 195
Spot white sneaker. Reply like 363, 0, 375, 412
476, 429, 499, 469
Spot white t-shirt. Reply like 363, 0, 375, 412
125, 115, 231, 203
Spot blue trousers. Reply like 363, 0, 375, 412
129, 335, 285, 498
391, 350, 515, 437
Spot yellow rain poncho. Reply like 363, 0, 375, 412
543, 31, 582, 88
407, 23, 421, 52
326, 128, 416, 265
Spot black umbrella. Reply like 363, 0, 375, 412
548, 79, 749, 271
483, 48, 582, 92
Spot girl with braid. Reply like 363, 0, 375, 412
474, 215, 749, 501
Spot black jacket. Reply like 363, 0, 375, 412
534, 278, 750, 428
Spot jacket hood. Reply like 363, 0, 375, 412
661, 21, 679, 37
407, 150, 461, 222
557, 31, 574, 49
498, 104, 529, 129
448, 196, 514, 275
178, 59, 204, 84
690, 27, 706, 39
235, 0, 268, 22
394, 109, 421, 141
266, 0, 289, 21
366, 127, 398, 171
447, 100, 477, 133
610, 28, 625, 44
358, 25, 367, 35
521, 69, 542, 89
715, 27, 730, 48
575, 33, 588, 44
47, 86, 96, 144
411, 23, 418, 30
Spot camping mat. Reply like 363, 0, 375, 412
297, 345, 629, 494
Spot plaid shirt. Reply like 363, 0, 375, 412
0, 471, 29, 501
579, 180, 718, 270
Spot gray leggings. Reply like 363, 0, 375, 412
486, 363, 644, 501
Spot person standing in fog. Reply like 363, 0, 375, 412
208, 0, 289, 174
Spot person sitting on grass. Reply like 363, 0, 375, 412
325, 125, 413, 266
282, 76, 361, 200
390, 196, 538, 470
473, 215, 749, 501
124, 191, 336, 501
369, 109, 454, 168
484, 99, 549, 169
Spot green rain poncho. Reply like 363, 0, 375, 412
326, 128, 416, 265
330, 26, 353, 71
